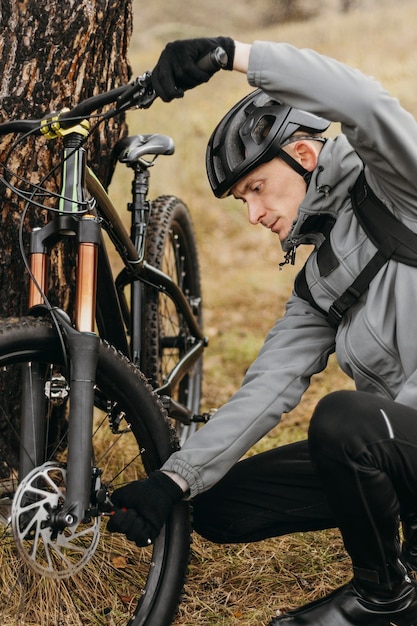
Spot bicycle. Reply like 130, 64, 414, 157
0, 48, 227, 625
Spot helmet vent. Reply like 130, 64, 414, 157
252, 115, 274, 144
206, 88, 330, 198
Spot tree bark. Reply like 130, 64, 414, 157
0, 0, 132, 471
0, 0, 132, 316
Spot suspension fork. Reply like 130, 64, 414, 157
22, 213, 100, 483
60, 322, 99, 526
21, 132, 101, 527
64, 209, 101, 526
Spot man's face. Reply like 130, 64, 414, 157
231, 157, 308, 242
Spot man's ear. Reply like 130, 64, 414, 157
292, 140, 320, 172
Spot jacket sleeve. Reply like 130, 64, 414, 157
162, 293, 335, 497
247, 41, 417, 208
394, 370, 417, 408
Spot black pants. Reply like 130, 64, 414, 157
193, 389, 417, 577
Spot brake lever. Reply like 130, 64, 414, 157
116, 71, 157, 110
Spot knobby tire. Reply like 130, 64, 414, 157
0, 316, 190, 626
143, 195, 203, 444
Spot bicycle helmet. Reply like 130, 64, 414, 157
206, 89, 330, 198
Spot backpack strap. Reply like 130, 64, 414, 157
352, 171, 417, 267
327, 238, 399, 328
294, 265, 328, 318
293, 215, 337, 318
295, 170, 417, 329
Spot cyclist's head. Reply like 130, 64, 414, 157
206, 89, 330, 198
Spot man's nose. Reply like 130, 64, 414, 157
247, 202, 265, 225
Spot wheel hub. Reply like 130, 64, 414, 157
11, 462, 100, 579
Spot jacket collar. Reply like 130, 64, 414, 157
281, 135, 363, 252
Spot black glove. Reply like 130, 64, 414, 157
151, 36, 235, 102
107, 471, 184, 546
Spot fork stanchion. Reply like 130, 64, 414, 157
75, 214, 101, 333
28, 249, 48, 308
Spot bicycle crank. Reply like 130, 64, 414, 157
11, 462, 100, 579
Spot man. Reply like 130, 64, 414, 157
108, 37, 417, 624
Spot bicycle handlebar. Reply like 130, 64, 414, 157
0, 47, 228, 138
196, 47, 228, 72
0, 72, 152, 135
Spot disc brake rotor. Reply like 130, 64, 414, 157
11, 462, 100, 579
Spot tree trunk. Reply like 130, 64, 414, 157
0, 0, 132, 472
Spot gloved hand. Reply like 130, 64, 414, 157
151, 36, 235, 102
107, 470, 184, 546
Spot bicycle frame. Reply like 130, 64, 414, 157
86, 166, 206, 396
20, 123, 206, 527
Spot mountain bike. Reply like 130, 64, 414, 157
0, 48, 227, 626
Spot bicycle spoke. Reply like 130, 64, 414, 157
0, 318, 190, 625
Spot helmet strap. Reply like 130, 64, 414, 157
278, 148, 312, 184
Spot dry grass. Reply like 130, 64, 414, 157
98, 1, 417, 624
177, 530, 350, 625
1, 2, 414, 625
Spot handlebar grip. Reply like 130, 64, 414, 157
197, 47, 228, 72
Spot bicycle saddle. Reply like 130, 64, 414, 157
114, 134, 175, 163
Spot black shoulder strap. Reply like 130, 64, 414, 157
352, 171, 417, 267
294, 265, 328, 318
295, 171, 417, 329
327, 241, 397, 328
328, 172, 417, 327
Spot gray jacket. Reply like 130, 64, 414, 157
163, 41, 417, 498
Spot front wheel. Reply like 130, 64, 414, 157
0, 316, 190, 626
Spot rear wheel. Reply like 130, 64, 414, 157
0, 316, 190, 626
143, 196, 203, 445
